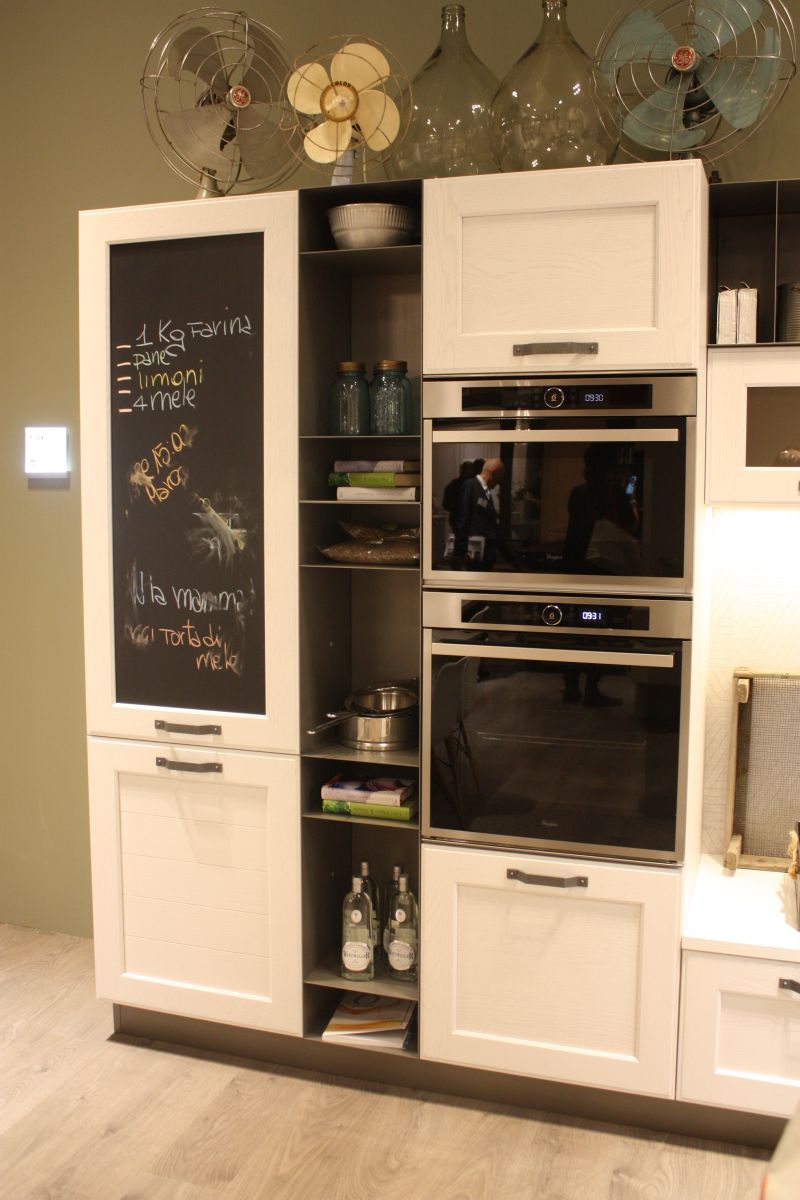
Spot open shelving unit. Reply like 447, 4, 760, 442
297, 179, 423, 1055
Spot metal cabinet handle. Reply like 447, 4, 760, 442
779, 977, 800, 995
507, 868, 588, 889
513, 341, 599, 356
155, 720, 222, 735
155, 756, 222, 774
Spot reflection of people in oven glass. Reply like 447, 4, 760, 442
451, 458, 517, 571
563, 444, 640, 575
441, 460, 477, 533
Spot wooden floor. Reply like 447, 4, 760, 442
0, 923, 770, 1200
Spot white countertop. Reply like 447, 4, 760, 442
683, 854, 800, 963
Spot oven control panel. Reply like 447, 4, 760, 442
461, 599, 650, 631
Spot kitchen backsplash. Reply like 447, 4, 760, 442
704, 507, 800, 852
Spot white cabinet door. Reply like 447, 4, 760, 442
421, 844, 682, 1097
79, 193, 298, 753
679, 951, 800, 1117
423, 160, 707, 376
707, 345, 800, 503
88, 737, 302, 1034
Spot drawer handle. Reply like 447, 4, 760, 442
155, 756, 222, 774
507, 868, 588, 889
155, 720, 222, 736
779, 977, 800, 995
513, 341, 599, 356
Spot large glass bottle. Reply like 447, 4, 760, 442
391, 5, 499, 179
387, 874, 418, 982
490, 0, 618, 172
341, 877, 374, 981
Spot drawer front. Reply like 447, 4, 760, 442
421, 843, 682, 1096
88, 736, 302, 1034
679, 951, 800, 1116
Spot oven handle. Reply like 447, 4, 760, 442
432, 428, 679, 445
431, 642, 675, 669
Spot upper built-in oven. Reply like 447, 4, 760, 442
423, 375, 696, 595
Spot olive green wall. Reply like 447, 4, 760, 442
2, 1, 798, 937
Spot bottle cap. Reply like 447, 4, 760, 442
374, 359, 407, 372
398, 874, 409, 892
392, 864, 403, 879
360, 861, 370, 875
352, 876, 362, 892
337, 361, 366, 372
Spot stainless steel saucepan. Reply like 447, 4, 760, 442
307, 681, 418, 751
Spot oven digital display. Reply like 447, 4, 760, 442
580, 609, 604, 622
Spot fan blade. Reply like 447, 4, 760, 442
691, 0, 764, 57
622, 77, 707, 152
355, 90, 401, 151
599, 11, 678, 83
235, 102, 295, 178
698, 25, 780, 127
288, 62, 330, 115
167, 26, 228, 92
161, 104, 234, 172
304, 118, 353, 163
332, 43, 390, 93
239, 25, 291, 103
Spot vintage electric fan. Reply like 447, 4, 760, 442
142, 8, 301, 196
285, 37, 411, 180
596, 0, 796, 162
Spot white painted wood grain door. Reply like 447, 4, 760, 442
679, 951, 800, 1117
79, 192, 298, 753
423, 160, 707, 376
421, 844, 682, 1097
88, 736, 302, 1034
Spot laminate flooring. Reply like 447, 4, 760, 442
0, 922, 770, 1200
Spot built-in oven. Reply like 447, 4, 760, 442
423, 375, 696, 594
422, 591, 691, 864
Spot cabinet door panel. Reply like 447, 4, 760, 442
79, 193, 298, 753
88, 737, 301, 1034
421, 844, 681, 1097
679, 951, 800, 1117
707, 345, 800, 503
423, 161, 707, 375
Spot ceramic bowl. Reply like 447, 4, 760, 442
327, 203, 418, 250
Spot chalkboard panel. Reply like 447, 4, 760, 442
109, 233, 265, 715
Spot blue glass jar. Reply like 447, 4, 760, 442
331, 361, 369, 435
369, 360, 412, 435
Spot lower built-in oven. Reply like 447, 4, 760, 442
422, 591, 691, 864
423, 374, 696, 594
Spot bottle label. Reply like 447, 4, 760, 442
388, 939, 416, 970
350, 910, 363, 925
342, 941, 372, 972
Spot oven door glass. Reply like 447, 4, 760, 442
426, 418, 689, 588
424, 631, 688, 862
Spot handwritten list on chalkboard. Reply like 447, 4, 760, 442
109, 233, 265, 715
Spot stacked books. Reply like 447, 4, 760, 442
321, 774, 418, 822
321, 993, 416, 1049
330, 459, 420, 502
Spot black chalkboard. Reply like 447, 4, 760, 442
109, 233, 265, 715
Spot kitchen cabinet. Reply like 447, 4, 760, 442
679, 855, 800, 1117
87, 737, 302, 1033
422, 160, 707, 376
296, 182, 422, 1050
707, 345, 800, 503
420, 843, 682, 1097
708, 178, 800, 345
79, 193, 299, 754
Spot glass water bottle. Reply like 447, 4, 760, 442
391, 4, 499, 179
491, 0, 618, 172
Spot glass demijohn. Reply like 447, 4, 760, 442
491, 0, 618, 172
391, 5, 499, 179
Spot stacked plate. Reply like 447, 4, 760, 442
777, 283, 800, 342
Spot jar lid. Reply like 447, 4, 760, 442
374, 359, 407, 372
336, 361, 366, 371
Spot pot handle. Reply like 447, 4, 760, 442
306, 710, 351, 736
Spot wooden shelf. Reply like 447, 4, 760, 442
305, 955, 419, 1002
300, 498, 420, 506
302, 741, 420, 769
300, 244, 421, 277
301, 562, 420, 572
303, 1030, 418, 1059
299, 434, 421, 441
304, 810, 419, 832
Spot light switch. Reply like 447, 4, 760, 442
25, 426, 70, 477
